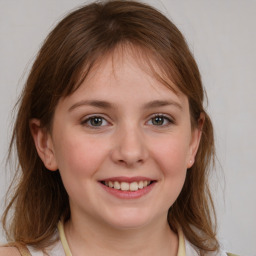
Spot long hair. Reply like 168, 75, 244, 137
2, 1, 218, 254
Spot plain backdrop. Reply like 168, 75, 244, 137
0, 1, 255, 255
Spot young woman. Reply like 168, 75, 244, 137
1, 1, 230, 255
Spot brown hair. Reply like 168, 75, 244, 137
2, 0, 218, 254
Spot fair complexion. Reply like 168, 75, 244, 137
0, 247, 20, 256
31, 49, 202, 256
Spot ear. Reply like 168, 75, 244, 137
30, 119, 58, 171
187, 113, 205, 169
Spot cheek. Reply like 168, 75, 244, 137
53, 134, 110, 203
53, 133, 108, 178
152, 136, 190, 174
151, 136, 189, 206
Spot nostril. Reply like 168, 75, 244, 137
110, 141, 148, 167
117, 159, 127, 166
117, 158, 144, 167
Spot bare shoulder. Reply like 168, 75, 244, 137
0, 246, 20, 256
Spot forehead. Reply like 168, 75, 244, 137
58, 45, 188, 110
83, 45, 180, 92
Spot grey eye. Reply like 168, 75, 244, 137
147, 115, 174, 127
151, 116, 165, 125
82, 116, 108, 127
89, 117, 103, 126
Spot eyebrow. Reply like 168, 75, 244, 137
68, 99, 182, 112
69, 100, 113, 112
143, 100, 182, 110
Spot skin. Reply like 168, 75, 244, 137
0, 247, 20, 256
30, 49, 202, 256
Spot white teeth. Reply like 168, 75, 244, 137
104, 180, 152, 191
114, 181, 121, 190
120, 182, 129, 191
138, 181, 144, 189
130, 182, 139, 191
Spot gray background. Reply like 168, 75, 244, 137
0, 1, 255, 255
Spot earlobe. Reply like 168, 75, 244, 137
187, 113, 205, 169
30, 119, 58, 171
187, 159, 194, 169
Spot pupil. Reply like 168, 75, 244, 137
90, 117, 102, 126
153, 116, 164, 125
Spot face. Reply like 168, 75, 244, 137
32, 49, 201, 231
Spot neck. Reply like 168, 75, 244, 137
64, 213, 178, 256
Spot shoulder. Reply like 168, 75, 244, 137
0, 246, 20, 256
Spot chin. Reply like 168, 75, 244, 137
103, 208, 157, 230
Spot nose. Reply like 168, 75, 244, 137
110, 125, 148, 168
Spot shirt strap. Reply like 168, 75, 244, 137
177, 227, 186, 256
58, 220, 72, 256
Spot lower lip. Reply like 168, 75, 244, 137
99, 182, 156, 199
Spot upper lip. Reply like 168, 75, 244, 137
99, 176, 155, 183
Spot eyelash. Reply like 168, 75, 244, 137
81, 114, 175, 128
81, 115, 109, 128
147, 114, 175, 127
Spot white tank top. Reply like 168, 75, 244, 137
27, 239, 65, 256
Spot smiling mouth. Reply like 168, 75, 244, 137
100, 180, 155, 192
